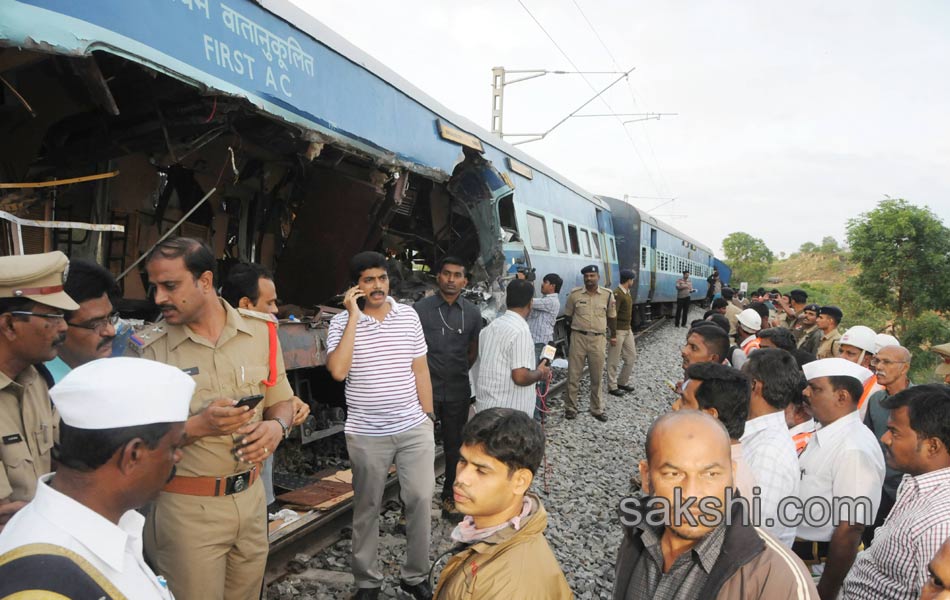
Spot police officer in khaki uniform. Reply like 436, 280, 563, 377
563, 265, 616, 422
0, 251, 77, 530
131, 238, 295, 600
814, 305, 844, 360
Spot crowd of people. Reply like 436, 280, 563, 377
0, 244, 949, 600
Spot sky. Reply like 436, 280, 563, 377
290, 1, 950, 257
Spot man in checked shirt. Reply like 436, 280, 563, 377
841, 384, 950, 600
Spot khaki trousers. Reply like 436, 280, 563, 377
346, 420, 435, 589
607, 328, 637, 390
566, 331, 607, 415
145, 478, 268, 600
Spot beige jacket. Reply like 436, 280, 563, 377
435, 495, 573, 599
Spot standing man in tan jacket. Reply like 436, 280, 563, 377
564, 265, 616, 422
435, 408, 571, 599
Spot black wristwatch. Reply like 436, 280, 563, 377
271, 417, 290, 439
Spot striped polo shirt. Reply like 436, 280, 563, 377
326, 297, 428, 436
475, 310, 536, 415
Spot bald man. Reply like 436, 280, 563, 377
922, 538, 950, 600
863, 345, 913, 546
613, 411, 817, 600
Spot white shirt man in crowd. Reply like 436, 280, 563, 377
795, 358, 885, 600
740, 348, 802, 547
326, 251, 435, 600
730, 308, 763, 369
0, 358, 192, 599
841, 384, 950, 600
837, 325, 882, 419
475, 279, 550, 416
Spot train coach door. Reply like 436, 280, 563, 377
648, 227, 657, 301
498, 193, 530, 276
595, 209, 612, 287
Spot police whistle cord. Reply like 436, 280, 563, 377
536, 368, 555, 494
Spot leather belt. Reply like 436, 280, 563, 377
163, 467, 258, 497
572, 330, 605, 336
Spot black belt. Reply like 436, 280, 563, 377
572, 330, 605, 336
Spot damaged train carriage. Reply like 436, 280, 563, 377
0, 0, 618, 441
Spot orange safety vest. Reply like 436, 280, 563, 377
793, 430, 814, 455
742, 337, 762, 356
858, 376, 881, 411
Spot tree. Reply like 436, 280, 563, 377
820, 236, 840, 254
846, 199, 950, 324
722, 232, 774, 284
799, 241, 818, 254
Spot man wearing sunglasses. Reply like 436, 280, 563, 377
44, 259, 120, 384
0, 251, 78, 531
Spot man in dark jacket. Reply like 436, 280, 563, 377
612, 411, 818, 600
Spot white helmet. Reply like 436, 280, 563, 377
840, 326, 877, 354
737, 308, 762, 333
874, 333, 900, 354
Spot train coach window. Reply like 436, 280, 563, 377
591, 232, 601, 259
553, 220, 568, 253
580, 230, 591, 256
527, 212, 549, 251
641, 246, 647, 266
568, 225, 581, 254
611, 238, 617, 262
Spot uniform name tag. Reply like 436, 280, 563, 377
182, 367, 200, 376
2, 434, 23, 445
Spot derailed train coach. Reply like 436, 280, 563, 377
0, 0, 631, 439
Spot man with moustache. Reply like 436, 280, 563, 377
612, 411, 817, 599
863, 345, 914, 545
0, 251, 77, 531
563, 264, 616, 421
221, 262, 312, 510
413, 257, 481, 520
133, 237, 296, 600
0, 358, 192, 599
327, 251, 435, 600
44, 259, 120, 383
841, 384, 950, 600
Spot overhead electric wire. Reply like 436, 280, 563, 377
515, 0, 662, 196
569, 0, 674, 198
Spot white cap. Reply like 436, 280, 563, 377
840, 326, 877, 353
737, 308, 762, 332
51, 358, 194, 429
874, 333, 900, 354
803, 357, 874, 384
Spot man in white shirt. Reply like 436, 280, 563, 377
0, 357, 193, 599
476, 280, 550, 416
795, 358, 885, 600
740, 348, 802, 546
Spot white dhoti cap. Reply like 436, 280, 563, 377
803, 357, 874, 384
50, 357, 195, 429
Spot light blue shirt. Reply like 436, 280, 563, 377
44, 356, 71, 385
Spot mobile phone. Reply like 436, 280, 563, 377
235, 394, 264, 410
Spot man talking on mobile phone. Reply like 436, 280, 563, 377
327, 251, 435, 600
131, 237, 295, 600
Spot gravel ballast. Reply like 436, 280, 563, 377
269, 313, 694, 600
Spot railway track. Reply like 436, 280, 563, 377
264, 315, 670, 590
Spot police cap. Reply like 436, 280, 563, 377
0, 251, 79, 310
581, 265, 599, 275
818, 305, 843, 323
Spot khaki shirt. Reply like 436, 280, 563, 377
131, 301, 293, 478
564, 286, 616, 334
816, 328, 843, 359
725, 303, 743, 336
0, 366, 58, 501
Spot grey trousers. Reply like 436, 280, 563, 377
262, 455, 275, 505
345, 420, 435, 588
